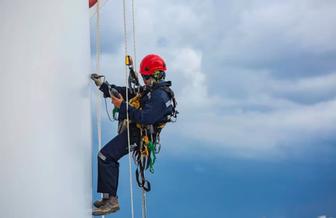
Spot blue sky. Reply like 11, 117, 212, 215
90, 0, 336, 217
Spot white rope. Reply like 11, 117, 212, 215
96, 0, 102, 161
131, 0, 137, 70
95, 1, 105, 218
122, 0, 135, 218
90, 0, 110, 19
141, 190, 148, 218
130, 1, 148, 217
96, 0, 101, 80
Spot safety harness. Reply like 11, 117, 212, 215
129, 82, 178, 192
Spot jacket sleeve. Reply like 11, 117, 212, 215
118, 90, 168, 125
99, 81, 140, 99
98, 82, 112, 98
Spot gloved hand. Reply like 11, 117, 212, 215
90, 73, 104, 86
111, 94, 124, 109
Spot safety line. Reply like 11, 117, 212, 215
122, 0, 135, 218
95, 1, 105, 218
130, 0, 148, 217
142, 190, 148, 218
131, 0, 137, 70
96, 0, 101, 164
90, 0, 110, 19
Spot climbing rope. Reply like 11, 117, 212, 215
131, 0, 137, 70
130, 0, 149, 216
90, 0, 110, 19
94, 0, 149, 217
123, 0, 150, 217
94, 1, 105, 218
95, 0, 101, 76
129, 0, 149, 217
122, 0, 136, 218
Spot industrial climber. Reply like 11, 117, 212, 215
91, 54, 177, 216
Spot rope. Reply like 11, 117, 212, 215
95, 1, 105, 218
104, 97, 114, 121
94, 1, 144, 217
142, 190, 148, 218
131, 0, 137, 70
90, 0, 110, 19
130, 0, 148, 217
130, 0, 149, 216
122, 0, 135, 217
96, 0, 101, 76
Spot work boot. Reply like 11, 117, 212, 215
92, 196, 120, 216
93, 198, 109, 208
93, 193, 110, 208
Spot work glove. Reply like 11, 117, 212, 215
90, 73, 104, 86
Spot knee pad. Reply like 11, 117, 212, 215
98, 151, 119, 166
98, 151, 107, 161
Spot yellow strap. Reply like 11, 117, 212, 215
129, 94, 141, 109
157, 123, 166, 129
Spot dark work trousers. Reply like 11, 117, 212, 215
97, 125, 140, 196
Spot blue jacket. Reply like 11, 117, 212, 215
100, 81, 174, 126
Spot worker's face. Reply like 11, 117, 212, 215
142, 75, 154, 86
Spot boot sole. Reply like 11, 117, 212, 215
92, 206, 120, 216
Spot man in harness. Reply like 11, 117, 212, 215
91, 54, 177, 216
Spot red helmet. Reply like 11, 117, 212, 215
89, 0, 97, 8
140, 54, 167, 76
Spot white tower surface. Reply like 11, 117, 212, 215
0, 1, 92, 218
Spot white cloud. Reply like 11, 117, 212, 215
210, 0, 336, 66
169, 48, 210, 109
270, 72, 336, 103
171, 97, 336, 158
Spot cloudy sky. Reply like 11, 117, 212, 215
90, 0, 336, 217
